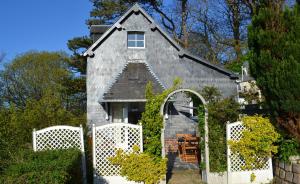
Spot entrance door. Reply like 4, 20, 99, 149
111, 103, 128, 123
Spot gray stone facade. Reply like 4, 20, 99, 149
85, 4, 238, 128
274, 160, 300, 184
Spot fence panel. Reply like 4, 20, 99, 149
93, 123, 143, 184
33, 125, 86, 184
227, 121, 273, 184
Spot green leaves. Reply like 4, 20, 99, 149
0, 149, 82, 184
140, 78, 181, 157
0, 52, 86, 172
277, 138, 300, 162
248, 3, 300, 137
0, 51, 70, 108
207, 96, 240, 172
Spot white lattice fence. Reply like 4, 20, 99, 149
32, 125, 86, 184
93, 123, 143, 184
226, 121, 273, 184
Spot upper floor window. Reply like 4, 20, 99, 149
128, 32, 145, 48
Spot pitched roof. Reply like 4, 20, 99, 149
101, 62, 164, 102
84, 3, 238, 79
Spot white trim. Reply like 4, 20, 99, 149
95, 122, 142, 130
34, 125, 81, 134
80, 125, 87, 184
127, 31, 145, 49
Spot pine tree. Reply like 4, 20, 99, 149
248, 1, 300, 139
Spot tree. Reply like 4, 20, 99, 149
188, 0, 251, 68
0, 52, 70, 108
248, 2, 300, 139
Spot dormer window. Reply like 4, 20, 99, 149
128, 32, 145, 48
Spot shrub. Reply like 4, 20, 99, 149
0, 149, 82, 184
207, 97, 240, 172
109, 145, 167, 184
277, 137, 300, 162
228, 115, 280, 170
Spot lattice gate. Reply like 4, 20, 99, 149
226, 121, 273, 184
32, 125, 86, 184
92, 123, 143, 184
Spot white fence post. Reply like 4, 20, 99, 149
226, 122, 231, 184
140, 125, 143, 152
80, 125, 87, 184
32, 128, 37, 152
92, 124, 96, 184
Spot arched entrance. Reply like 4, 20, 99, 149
160, 89, 209, 183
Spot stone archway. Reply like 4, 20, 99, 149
160, 88, 210, 182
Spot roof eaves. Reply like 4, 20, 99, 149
84, 3, 238, 80
182, 51, 239, 79
84, 4, 140, 56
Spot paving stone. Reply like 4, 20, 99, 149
280, 169, 286, 179
286, 172, 293, 182
286, 163, 293, 172
293, 173, 300, 184
281, 180, 289, 184
293, 164, 300, 174
275, 177, 282, 184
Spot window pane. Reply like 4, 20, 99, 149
136, 41, 144, 47
136, 33, 144, 40
128, 34, 135, 40
128, 41, 136, 47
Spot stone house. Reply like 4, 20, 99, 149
84, 9, 243, 174
84, 4, 240, 183
84, 3, 238, 131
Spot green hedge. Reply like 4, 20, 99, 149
0, 149, 82, 184
207, 98, 240, 172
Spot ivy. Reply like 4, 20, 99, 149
139, 78, 181, 157
228, 115, 280, 170
197, 105, 206, 169
206, 97, 240, 172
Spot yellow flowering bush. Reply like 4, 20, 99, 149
109, 145, 167, 184
228, 115, 280, 170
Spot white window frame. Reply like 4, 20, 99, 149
127, 32, 145, 49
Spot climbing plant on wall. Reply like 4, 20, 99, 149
197, 105, 206, 169
200, 86, 240, 172
207, 97, 240, 172
139, 78, 182, 157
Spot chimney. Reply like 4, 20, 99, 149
90, 25, 111, 43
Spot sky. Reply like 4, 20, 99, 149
0, 0, 92, 64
